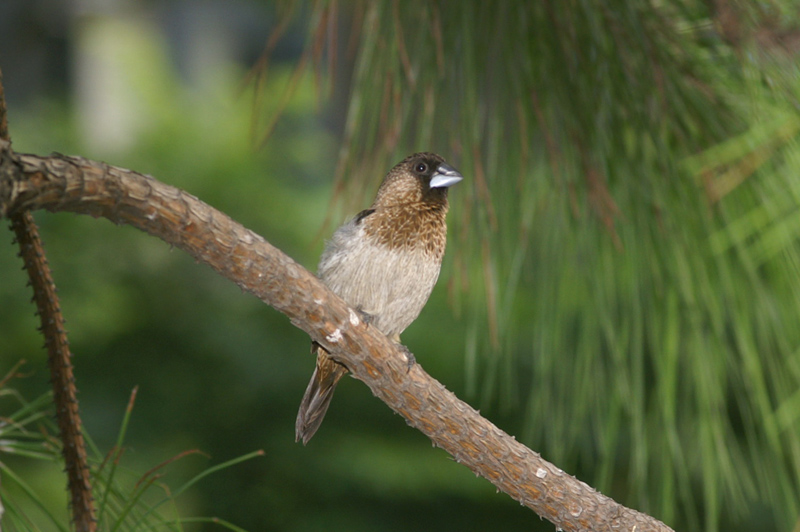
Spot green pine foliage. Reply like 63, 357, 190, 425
291, 1, 800, 530
0, 371, 263, 532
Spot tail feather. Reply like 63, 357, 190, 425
295, 345, 347, 444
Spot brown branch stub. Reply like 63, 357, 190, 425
0, 68, 9, 141
0, 145, 674, 532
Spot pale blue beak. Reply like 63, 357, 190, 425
430, 163, 463, 188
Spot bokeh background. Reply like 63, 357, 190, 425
3, 1, 800, 531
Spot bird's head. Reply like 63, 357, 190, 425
373, 152, 463, 208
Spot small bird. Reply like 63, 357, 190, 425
295, 152, 462, 444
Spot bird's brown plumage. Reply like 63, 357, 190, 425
295, 152, 462, 444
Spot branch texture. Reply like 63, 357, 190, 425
0, 141, 674, 532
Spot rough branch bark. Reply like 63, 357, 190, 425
0, 141, 674, 532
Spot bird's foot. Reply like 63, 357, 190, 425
355, 306, 374, 326
395, 343, 416, 372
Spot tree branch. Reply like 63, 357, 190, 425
9, 211, 97, 532
1, 67, 96, 531
0, 141, 674, 532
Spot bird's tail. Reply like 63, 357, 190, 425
295, 344, 348, 445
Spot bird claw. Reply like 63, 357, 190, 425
355, 306, 374, 325
397, 344, 416, 372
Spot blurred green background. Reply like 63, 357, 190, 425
3, 1, 800, 531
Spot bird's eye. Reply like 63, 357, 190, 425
415, 162, 428, 173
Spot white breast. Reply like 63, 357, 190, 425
318, 219, 442, 338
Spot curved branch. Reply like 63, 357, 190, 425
0, 141, 673, 532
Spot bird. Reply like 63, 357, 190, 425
295, 152, 463, 445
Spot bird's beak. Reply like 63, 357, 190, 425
430, 163, 463, 188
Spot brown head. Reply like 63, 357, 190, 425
372, 152, 462, 210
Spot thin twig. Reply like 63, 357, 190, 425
0, 67, 96, 532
